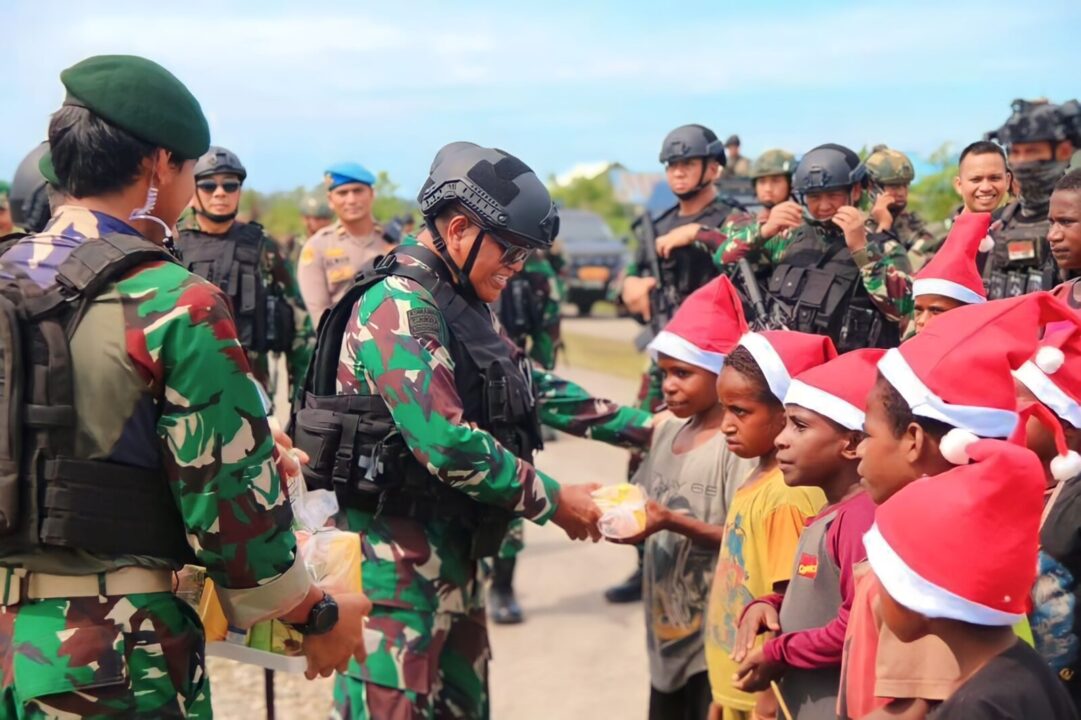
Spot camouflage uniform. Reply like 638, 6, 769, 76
864, 148, 939, 272
0, 206, 309, 717
331, 244, 651, 718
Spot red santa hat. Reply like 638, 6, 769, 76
737, 330, 838, 403
865, 437, 1044, 626
784, 349, 886, 431
1013, 322, 1081, 430
648, 275, 748, 373
912, 211, 993, 305
878, 292, 1080, 438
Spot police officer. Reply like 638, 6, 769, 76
0, 54, 368, 717
176, 146, 312, 402
292, 141, 652, 717
296, 162, 388, 325
865, 145, 939, 271
984, 98, 1078, 298
721, 143, 913, 349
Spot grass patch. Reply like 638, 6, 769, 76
561, 329, 648, 382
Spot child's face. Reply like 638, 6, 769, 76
875, 577, 930, 644
717, 366, 786, 459
657, 355, 719, 419
857, 380, 919, 504
776, 405, 857, 488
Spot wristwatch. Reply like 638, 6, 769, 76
289, 591, 339, 636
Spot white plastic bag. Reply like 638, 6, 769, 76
592, 483, 647, 540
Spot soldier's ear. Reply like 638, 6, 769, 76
1056, 142, 1075, 163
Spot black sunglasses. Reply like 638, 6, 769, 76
196, 180, 242, 194
487, 231, 535, 266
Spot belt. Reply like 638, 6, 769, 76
0, 566, 175, 605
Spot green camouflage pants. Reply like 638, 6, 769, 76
0, 592, 210, 719
331, 605, 489, 719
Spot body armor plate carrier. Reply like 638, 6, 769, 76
291, 244, 542, 559
761, 225, 899, 352
0, 234, 197, 563
176, 222, 294, 354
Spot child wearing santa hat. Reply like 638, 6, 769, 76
865, 437, 1076, 719
613, 275, 757, 719
909, 211, 992, 335
838, 292, 1078, 718
1050, 169, 1081, 315
704, 330, 834, 720
1014, 324, 1081, 708
730, 349, 880, 720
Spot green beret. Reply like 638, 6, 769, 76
60, 55, 210, 159
38, 152, 59, 186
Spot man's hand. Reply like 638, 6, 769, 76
733, 646, 785, 693
300, 592, 373, 680
732, 601, 780, 662
832, 206, 869, 253
760, 201, 802, 240
268, 417, 310, 481
621, 276, 657, 320
551, 483, 603, 541
870, 193, 895, 232
655, 224, 701, 259
607, 499, 672, 545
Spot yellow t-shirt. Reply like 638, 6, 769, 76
704, 466, 826, 710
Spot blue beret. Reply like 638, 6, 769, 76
325, 162, 376, 190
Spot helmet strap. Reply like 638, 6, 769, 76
674, 160, 715, 201
193, 186, 239, 225
426, 218, 483, 302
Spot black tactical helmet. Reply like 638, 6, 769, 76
418, 142, 559, 250
792, 143, 866, 199
194, 146, 247, 182
986, 99, 1070, 147
10, 142, 53, 233
659, 125, 727, 166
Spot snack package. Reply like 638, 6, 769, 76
592, 483, 647, 539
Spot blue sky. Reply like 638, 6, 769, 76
4, 0, 1077, 196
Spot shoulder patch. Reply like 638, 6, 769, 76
407, 307, 443, 340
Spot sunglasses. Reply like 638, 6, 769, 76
487, 231, 535, 266
196, 180, 242, 194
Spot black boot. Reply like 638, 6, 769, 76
489, 558, 524, 624
604, 544, 644, 604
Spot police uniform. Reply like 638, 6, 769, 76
291, 145, 651, 718
0, 55, 312, 718
296, 164, 388, 325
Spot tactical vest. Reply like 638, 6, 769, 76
650, 198, 735, 306
0, 234, 196, 563
176, 222, 294, 354
984, 203, 1058, 300
291, 244, 541, 559
763, 225, 900, 352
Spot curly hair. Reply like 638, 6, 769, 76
724, 346, 781, 406
875, 373, 954, 440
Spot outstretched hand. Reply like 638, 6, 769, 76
551, 483, 603, 542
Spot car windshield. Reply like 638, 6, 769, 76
559, 212, 615, 243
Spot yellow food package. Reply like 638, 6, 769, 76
296, 529, 362, 594
592, 483, 647, 539
197, 578, 229, 643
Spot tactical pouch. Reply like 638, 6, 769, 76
264, 293, 295, 354
0, 294, 23, 535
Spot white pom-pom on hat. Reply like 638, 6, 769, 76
940, 428, 980, 465
1051, 451, 1081, 482
979, 236, 995, 253
1035, 346, 1066, 375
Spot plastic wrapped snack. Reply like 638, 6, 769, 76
592, 483, 647, 539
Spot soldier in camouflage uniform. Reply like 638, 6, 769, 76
7, 143, 61, 236
983, 99, 1078, 298
0, 54, 369, 719
0, 182, 12, 236
176, 146, 313, 405
290, 142, 652, 718
865, 146, 939, 271
301, 194, 335, 241
716, 143, 914, 345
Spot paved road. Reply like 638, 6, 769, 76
561, 314, 640, 345
213, 360, 651, 719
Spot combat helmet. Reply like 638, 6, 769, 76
750, 149, 796, 179
792, 143, 866, 202
865, 146, 915, 186
419, 143, 558, 250
299, 195, 333, 219
986, 99, 1071, 147
9, 142, 53, 233
659, 125, 726, 166
194, 146, 247, 182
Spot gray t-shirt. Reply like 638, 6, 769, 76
638, 419, 754, 692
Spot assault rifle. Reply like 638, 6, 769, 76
633, 212, 680, 351
736, 258, 789, 331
